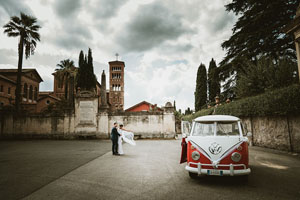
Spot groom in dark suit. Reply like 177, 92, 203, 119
111, 122, 120, 155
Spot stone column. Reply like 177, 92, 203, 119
162, 102, 176, 138
75, 91, 98, 137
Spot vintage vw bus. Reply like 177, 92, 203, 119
180, 115, 251, 178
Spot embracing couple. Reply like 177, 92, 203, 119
111, 122, 136, 156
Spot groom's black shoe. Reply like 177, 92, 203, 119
115, 153, 120, 156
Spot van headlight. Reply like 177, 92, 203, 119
231, 152, 242, 162
192, 151, 200, 161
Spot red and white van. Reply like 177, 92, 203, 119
180, 115, 251, 178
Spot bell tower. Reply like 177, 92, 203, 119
109, 54, 125, 111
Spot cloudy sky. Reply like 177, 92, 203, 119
0, 0, 236, 111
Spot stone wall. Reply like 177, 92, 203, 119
107, 112, 175, 139
241, 115, 300, 153
0, 113, 75, 139
0, 111, 176, 139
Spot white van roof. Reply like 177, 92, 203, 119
194, 115, 240, 122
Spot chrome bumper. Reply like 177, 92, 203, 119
186, 162, 251, 176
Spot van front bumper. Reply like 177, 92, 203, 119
186, 162, 251, 176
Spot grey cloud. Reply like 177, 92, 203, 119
25, 53, 69, 69
0, 49, 18, 64
47, 19, 92, 51
0, 0, 33, 25
0, 48, 69, 69
49, 0, 92, 51
151, 59, 188, 69
91, 0, 128, 19
53, 0, 81, 18
210, 11, 235, 33
91, 0, 129, 35
117, 3, 190, 52
65, 21, 92, 39
159, 43, 193, 55
0, 0, 32, 16
54, 34, 87, 50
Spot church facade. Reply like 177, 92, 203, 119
52, 59, 125, 113
0, 58, 126, 113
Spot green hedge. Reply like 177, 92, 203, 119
183, 84, 300, 121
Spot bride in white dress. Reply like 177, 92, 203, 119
118, 124, 136, 155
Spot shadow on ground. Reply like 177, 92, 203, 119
0, 140, 111, 200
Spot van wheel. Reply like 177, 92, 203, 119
189, 172, 198, 179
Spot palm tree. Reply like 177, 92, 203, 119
55, 59, 77, 107
3, 12, 41, 111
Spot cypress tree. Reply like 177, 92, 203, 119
208, 58, 220, 102
79, 50, 84, 68
174, 100, 176, 111
76, 49, 96, 91
195, 63, 207, 112
88, 48, 94, 74
86, 48, 96, 90
185, 107, 191, 115
76, 50, 85, 90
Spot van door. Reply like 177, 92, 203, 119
181, 121, 191, 136
180, 121, 191, 164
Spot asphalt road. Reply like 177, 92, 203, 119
0, 139, 299, 200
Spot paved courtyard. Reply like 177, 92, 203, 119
0, 139, 300, 200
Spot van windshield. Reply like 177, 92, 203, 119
216, 121, 239, 136
192, 121, 240, 136
192, 122, 214, 136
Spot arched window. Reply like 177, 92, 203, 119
34, 87, 38, 101
29, 85, 33, 100
23, 83, 28, 98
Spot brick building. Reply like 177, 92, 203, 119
36, 91, 60, 113
125, 101, 163, 112
0, 69, 43, 112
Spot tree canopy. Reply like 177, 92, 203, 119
3, 12, 41, 111
220, 0, 299, 97
235, 57, 298, 98
55, 59, 76, 101
222, 0, 298, 64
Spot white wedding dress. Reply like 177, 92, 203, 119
118, 129, 136, 155
118, 131, 124, 155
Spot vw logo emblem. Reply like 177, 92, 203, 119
209, 142, 222, 155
